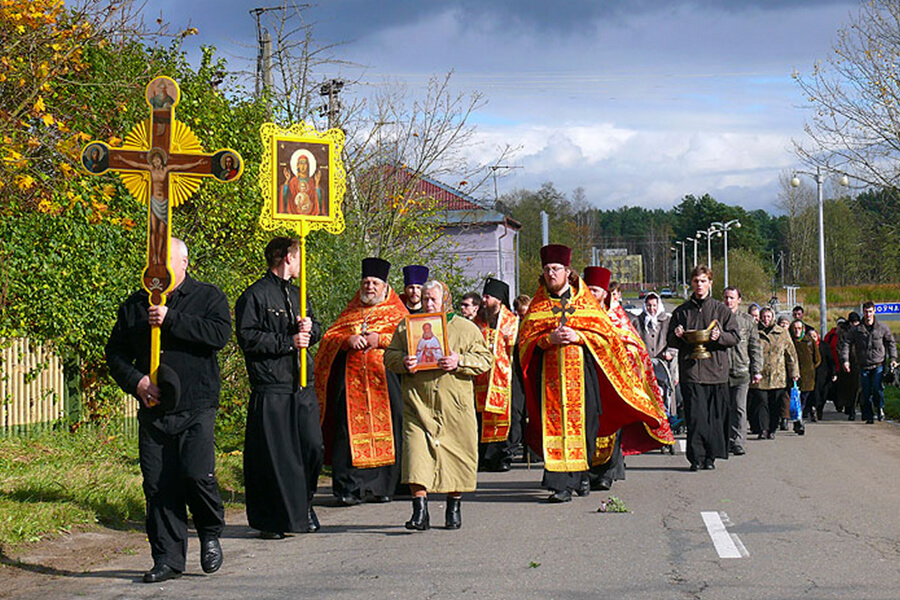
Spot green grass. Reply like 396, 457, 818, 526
0, 428, 144, 547
0, 427, 248, 549
884, 386, 900, 420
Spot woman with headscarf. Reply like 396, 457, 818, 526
384, 280, 492, 531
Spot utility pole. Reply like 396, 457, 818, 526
250, 8, 277, 105
319, 79, 345, 129
488, 164, 523, 205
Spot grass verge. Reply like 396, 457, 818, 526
0, 426, 247, 549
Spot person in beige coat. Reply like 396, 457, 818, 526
749, 306, 799, 439
384, 280, 491, 531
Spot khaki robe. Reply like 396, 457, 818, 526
384, 315, 491, 493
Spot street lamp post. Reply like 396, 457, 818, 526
675, 240, 686, 295
711, 219, 741, 288
696, 227, 721, 268
790, 166, 849, 335
686, 237, 698, 269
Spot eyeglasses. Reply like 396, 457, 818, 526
542, 265, 566, 274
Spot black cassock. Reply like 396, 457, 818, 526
236, 271, 324, 534
323, 351, 403, 500
588, 430, 624, 488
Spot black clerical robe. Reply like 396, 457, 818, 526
235, 271, 323, 534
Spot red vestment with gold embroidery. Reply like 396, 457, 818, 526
474, 304, 519, 442
315, 288, 407, 468
519, 279, 662, 472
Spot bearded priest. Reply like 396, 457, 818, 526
519, 245, 663, 503
315, 258, 408, 505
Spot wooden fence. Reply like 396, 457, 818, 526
1, 338, 137, 431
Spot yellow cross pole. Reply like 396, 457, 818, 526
299, 221, 310, 387
81, 76, 243, 401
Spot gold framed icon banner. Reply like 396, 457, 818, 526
258, 121, 346, 235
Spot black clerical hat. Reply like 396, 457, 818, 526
482, 277, 510, 308
154, 363, 181, 412
403, 265, 429, 286
361, 257, 391, 282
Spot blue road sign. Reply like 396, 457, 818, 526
874, 302, 900, 315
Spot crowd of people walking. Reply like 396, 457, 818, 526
104, 237, 898, 583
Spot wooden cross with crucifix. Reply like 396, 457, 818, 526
552, 296, 576, 327
81, 76, 243, 395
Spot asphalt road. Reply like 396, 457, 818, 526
11, 406, 900, 600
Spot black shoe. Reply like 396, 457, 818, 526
848, 413, 856, 421
259, 530, 286, 540
667, 444, 676, 455
576, 478, 591, 497
757, 431, 767, 440
594, 477, 612, 491
702, 458, 715, 470
445, 497, 462, 530
767, 431, 775, 439
405, 496, 430, 530
305, 506, 320, 533
200, 537, 223, 574
497, 462, 512, 472
731, 446, 745, 456
779, 418, 789, 431
339, 493, 361, 506
866, 418, 875, 424
689, 462, 699, 472
142, 563, 182, 584
548, 489, 572, 503
367, 494, 391, 504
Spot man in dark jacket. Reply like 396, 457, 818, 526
106, 238, 230, 583
839, 301, 898, 424
235, 236, 324, 538
667, 265, 739, 471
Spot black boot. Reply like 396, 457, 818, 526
405, 496, 430, 531
445, 496, 461, 530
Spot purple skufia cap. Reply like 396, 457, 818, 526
361, 257, 391, 282
403, 265, 429, 286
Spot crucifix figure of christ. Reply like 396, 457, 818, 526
81, 76, 244, 395
552, 296, 576, 327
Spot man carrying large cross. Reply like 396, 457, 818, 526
106, 239, 230, 583
518, 244, 663, 503
97, 77, 242, 584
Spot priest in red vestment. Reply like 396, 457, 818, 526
519, 245, 662, 503
473, 277, 522, 472
315, 258, 407, 505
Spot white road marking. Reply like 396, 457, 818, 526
678, 439, 686, 453
701, 511, 746, 558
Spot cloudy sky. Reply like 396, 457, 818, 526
143, 0, 861, 211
